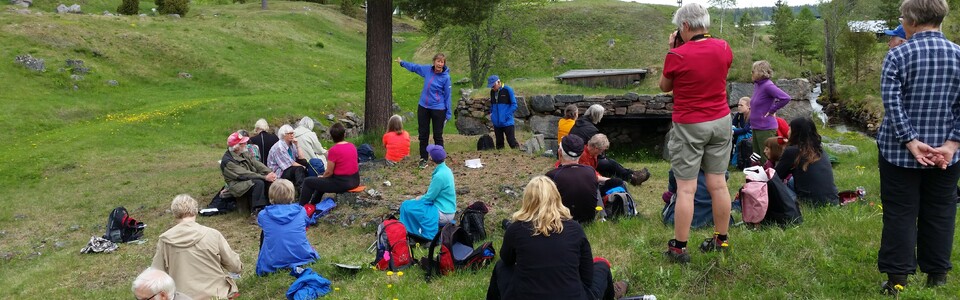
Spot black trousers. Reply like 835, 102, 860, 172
494, 126, 519, 149
298, 172, 361, 205
281, 165, 307, 192
597, 156, 634, 181
418, 105, 446, 160
243, 179, 271, 210
486, 260, 614, 300
878, 157, 960, 275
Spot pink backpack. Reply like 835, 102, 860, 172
741, 167, 771, 224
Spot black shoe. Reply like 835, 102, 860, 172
699, 234, 730, 253
664, 239, 690, 264
881, 274, 907, 296
927, 273, 947, 287
418, 159, 428, 169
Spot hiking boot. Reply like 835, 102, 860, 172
881, 274, 907, 296
613, 280, 628, 299
927, 273, 947, 287
699, 234, 729, 253
629, 168, 651, 186
664, 239, 690, 264
418, 159, 428, 169
248, 208, 262, 225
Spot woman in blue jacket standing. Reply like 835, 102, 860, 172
488, 75, 519, 149
397, 54, 452, 169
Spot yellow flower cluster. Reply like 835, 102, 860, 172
101, 100, 204, 124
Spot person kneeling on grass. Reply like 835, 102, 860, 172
299, 123, 360, 205
399, 145, 457, 241
256, 179, 320, 276
486, 176, 627, 300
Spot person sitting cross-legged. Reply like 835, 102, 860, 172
152, 194, 242, 300
399, 144, 457, 241
486, 176, 627, 300
546, 135, 601, 224
256, 179, 320, 276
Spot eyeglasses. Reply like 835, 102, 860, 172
135, 291, 160, 300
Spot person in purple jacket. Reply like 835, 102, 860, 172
396, 54, 453, 169
748, 60, 792, 165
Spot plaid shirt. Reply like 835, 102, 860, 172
266, 141, 298, 174
878, 31, 960, 168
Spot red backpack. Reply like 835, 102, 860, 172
371, 217, 413, 271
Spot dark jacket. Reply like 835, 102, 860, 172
775, 147, 839, 206
568, 118, 599, 143
732, 112, 751, 138
490, 85, 517, 127
221, 150, 272, 197
249, 132, 279, 166
546, 164, 600, 223
497, 220, 593, 300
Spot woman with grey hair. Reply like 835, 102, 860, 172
132, 268, 191, 300
267, 124, 308, 197
876, 0, 960, 294
568, 104, 604, 143
293, 116, 328, 177
569, 104, 651, 186
658, 3, 734, 264
249, 118, 279, 165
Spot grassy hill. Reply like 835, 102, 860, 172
0, 0, 957, 299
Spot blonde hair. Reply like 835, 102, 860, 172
588, 134, 610, 152
511, 176, 571, 237
738, 97, 751, 119
254, 119, 270, 133
269, 179, 296, 204
752, 61, 773, 81
170, 194, 198, 219
387, 115, 404, 134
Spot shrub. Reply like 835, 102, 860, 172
117, 0, 138, 15
340, 0, 359, 18
157, 0, 190, 16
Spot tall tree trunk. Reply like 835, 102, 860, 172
824, 19, 836, 101
364, 0, 393, 135
261, 0, 266, 10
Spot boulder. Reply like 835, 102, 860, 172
824, 143, 859, 155
529, 114, 560, 139
56, 4, 81, 14
530, 95, 555, 113
514, 96, 531, 118
524, 134, 545, 154
455, 116, 488, 135
555, 94, 583, 103
628, 103, 646, 114
775, 78, 813, 102
777, 100, 814, 123
727, 82, 753, 107
14, 54, 44, 72
12, 0, 31, 7
106, 80, 118, 86
177, 72, 192, 79
70, 74, 83, 81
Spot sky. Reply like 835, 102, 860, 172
621, 0, 823, 8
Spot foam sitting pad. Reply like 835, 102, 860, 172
346, 185, 366, 193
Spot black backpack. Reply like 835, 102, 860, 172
477, 135, 495, 151
736, 137, 754, 170
605, 192, 637, 218
420, 223, 496, 282
103, 206, 145, 243
762, 172, 803, 226
201, 187, 237, 217
458, 201, 489, 244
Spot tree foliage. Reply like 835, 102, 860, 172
787, 7, 817, 66
771, 0, 794, 54
156, 0, 189, 16
709, 0, 736, 34
117, 0, 138, 15
836, 28, 877, 83
398, 0, 503, 34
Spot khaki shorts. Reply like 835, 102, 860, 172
668, 115, 733, 180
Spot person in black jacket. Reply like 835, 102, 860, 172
568, 104, 604, 143
248, 118, 279, 166
486, 176, 627, 300
774, 118, 838, 206
546, 135, 601, 223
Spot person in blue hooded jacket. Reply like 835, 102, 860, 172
399, 145, 457, 241
397, 54, 453, 169
256, 179, 319, 276
487, 75, 519, 149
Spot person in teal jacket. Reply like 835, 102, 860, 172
399, 145, 457, 240
397, 54, 452, 169
488, 75, 519, 149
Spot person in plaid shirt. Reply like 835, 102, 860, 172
877, 0, 960, 295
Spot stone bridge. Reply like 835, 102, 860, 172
455, 79, 815, 152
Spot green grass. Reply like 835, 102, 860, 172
1, 0, 958, 299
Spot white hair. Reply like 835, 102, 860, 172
297, 117, 314, 131
277, 124, 294, 136
585, 104, 605, 124
230, 143, 246, 153
132, 268, 176, 297
254, 119, 270, 133
559, 145, 579, 163
672, 3, 710, 31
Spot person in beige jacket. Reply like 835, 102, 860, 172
294, 117, 328, 176
152, 194, 243, 300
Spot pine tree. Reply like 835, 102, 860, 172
771, 0, 794, 54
